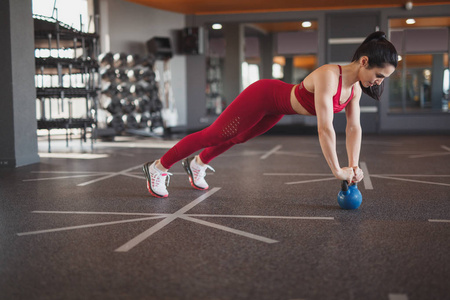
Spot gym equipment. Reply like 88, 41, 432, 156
146, 37, 172, 60
124, 114, 139, 129
159, 59, 178, 128
337, 181, 362, 210
106, 101, 122, 115
205, 56, 225, 115
126, 54, 141, 67
180, 27, 204, 55
98, 39, 174, 137
121, 98, 136, 114
107, 115, 125, 133
99, 52, 114, 67
113, 52, 128, 68
33, 14, 100, 152
101, 68, 117, 82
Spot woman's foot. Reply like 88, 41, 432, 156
142, 161, 172, 198
182, 156, 215, 190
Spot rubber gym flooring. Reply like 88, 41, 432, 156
0, 132, 449, 300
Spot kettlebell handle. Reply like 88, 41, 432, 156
341, 180, 349, 192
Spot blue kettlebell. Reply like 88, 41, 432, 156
337, 180, 362, 210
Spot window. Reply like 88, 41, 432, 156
389, 52, 448, 113
389, 18, 450, 113
32, 0, 91, 32
242, 62, 260, 89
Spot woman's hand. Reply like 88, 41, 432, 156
334, 167, 354, 183
351, 166, 364, 183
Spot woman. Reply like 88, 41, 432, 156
143, 31, 398, 198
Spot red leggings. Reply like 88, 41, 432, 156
160, 79, 297, 169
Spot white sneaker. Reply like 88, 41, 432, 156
143, 161, 172, 198
182, 156, 215, 190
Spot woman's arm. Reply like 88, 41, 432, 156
345, 87, 364, 182
314, 68, 354, 183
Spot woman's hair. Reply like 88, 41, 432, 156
352, 31, 398, 100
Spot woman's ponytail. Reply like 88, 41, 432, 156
352, 31, 398, 100
361, 31, 387, 44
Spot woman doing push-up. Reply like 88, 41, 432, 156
143, 31, 398, 198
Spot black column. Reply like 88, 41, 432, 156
0, 0, 39, 167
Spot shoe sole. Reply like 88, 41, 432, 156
182, 157, 208, 190
142, 161, 168, 198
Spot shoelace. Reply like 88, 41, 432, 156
193, 164, 215, 181
151, 170, 173, 187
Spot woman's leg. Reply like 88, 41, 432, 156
159, 80, 277, 170
199, 114, 283, 164
144, 79, 293, 197
181, 114, 283, 192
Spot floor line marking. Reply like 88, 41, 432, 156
389, 294, 409, 300
77, 173, 121, 186
372, 175, 450, 187
77, 164, 143, 186
361, 141, 403, 146
180, 216, 278, 244
115, 216, 178, 252
261, 145, 282, 160
383, 151, 423, 154
128, 171, 193, 176
31, 171, 110, 174
360, 161, 373, 190
285, 177, 336, 185
97, 141, 178, 149
186, 214, 334, 220
428, 219, 450, 223
374, 174, 450, 177
23, 173, 108, 182
409, 152, 450, 159
121, 173, 146, 180
275, 151, 318, 158
32, 211, 333, 220
173, 187, 221, 215
407, 145, 450, 158
32, 211, 169, 217
264, 173, 450, 177
264, 173, 331, 176
38, 153, 109, 159
17, 216, 165, 236
384, 145, 450, 159
265, 172, 450, 187
115, 187, 221, 252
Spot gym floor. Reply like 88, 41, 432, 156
1, 131, 449, 300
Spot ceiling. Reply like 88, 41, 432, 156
126, 0, 450, 15
122, 1, 450, 70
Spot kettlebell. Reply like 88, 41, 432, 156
337, 180, 362, 210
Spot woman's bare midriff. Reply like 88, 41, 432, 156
290, 84, 313, 116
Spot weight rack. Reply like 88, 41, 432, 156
33, 14, 100, 152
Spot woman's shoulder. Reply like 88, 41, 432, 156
309, 64, 340, 86
315, 64, 340, 75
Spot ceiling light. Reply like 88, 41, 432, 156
302, 21, 312, 28
405, 1, 413, 10
398, 55, 403, 62
212, 23, 222, 30
406, 18, 416, 25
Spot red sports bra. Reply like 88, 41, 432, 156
294, 65, 354, 116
